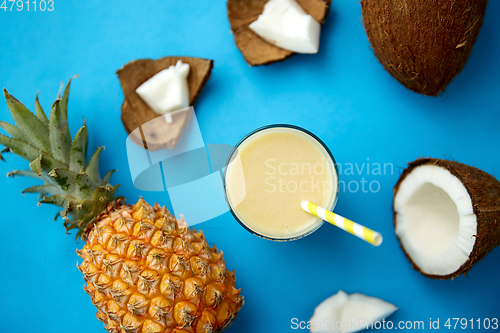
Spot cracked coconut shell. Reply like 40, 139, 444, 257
361, 0, 488, 96
117, 57, 213, 150
394, 158, 500, 280
227, 0, 331, 66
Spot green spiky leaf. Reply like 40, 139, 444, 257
86, 147, 103, 184
0, 121, 23, 140
8, 169, 40, 179
69, 124, 88, 173
34, 94, 49, 127
0, 133, 42, 162
23, 185, 60, 196
60, 78, 72, 126
3, 89, 50, 152
102, 169, 116, 185
40, 193, 73, 208
7, 169, 53, 184
48, 100, 71, 164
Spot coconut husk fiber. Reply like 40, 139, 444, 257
117, 57, 213, 150
227, 0, 331, 66
361, 0, 488, 96
394, 158, 500, 280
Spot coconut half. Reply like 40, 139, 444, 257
310, 290, 398, 333
394, 158, 500, 279
227, 0, 331, 66
117, 56, 213, 150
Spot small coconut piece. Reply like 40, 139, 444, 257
249, 0, 321, 54
361, 0, 488, 96
117, 56, 213, 150
310, 291, 398, 333
135, 60, 190, 122
227, 0, 331, 66
394, 158, 500, 279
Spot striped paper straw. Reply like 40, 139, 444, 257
301, 201, 383, 246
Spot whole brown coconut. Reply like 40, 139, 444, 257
393, 158, 500, 280
361, 0, 488, 96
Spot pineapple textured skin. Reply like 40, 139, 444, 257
78, 198, 244, 333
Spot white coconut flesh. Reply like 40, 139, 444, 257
135, 60, 190, 123
394, 164, 477, 276
310, 290, 398, 333
249, 0, 321, 54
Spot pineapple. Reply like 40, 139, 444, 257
0, 80, 244, 333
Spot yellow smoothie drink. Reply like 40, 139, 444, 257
225, 126, 338, 240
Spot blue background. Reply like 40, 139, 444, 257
0, 1, 499, 332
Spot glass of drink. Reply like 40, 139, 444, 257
224, 124, 339, 241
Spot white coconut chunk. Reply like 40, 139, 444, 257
394, 165, 477, 276
310, 291, 398, 333
136, 60, 190, 122
249, 0, 321, 54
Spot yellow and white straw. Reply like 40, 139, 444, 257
301, 201, 383, 246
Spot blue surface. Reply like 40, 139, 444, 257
1, 1, 499, 332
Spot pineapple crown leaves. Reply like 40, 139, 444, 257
0, 79, 119, 240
